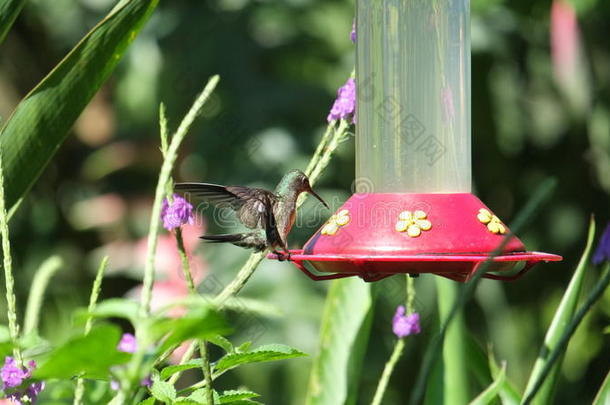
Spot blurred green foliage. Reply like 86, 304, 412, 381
0, 0, 608, 404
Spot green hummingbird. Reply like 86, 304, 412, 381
175, 169, 328, 259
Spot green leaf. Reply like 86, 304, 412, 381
469, 363, 506, 405
235, 341, 252, 353
160, 359, 203, 380
208, 335, 234, 353
305, 278, 373, 405
34, 324, 129, 379
151, 378, 176, 404
214, 344, 306, 373
175, 389, 220, 405
0, 0, 159, 216
151, 307, 231, 354
80, 298, 139, 325
218, 390, 260, 403
522, 218, 596, 405
592, 369, 610, 405
0, 0, 26, 45
432, 278, 470, 405
488, 348, 521, 405
462, 336, 521, 405
138, 398, 156, 405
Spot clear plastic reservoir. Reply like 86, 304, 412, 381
355, 0, 471, 193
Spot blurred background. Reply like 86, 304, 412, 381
0, 0, 609, 403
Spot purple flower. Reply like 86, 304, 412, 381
117, 333, 137, 353
140, 375, 152, 388
327, 77, 356, 123
593, 223, 610, 265
1, 357, 26, 389
161, 194, 194, 231
392, 306, 421, 338
1, 358, 44, 404
27, 381, 45, 398
351, 20, 356, 43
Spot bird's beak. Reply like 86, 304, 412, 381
308, 186, 329, 209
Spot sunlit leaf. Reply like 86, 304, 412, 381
214, 343, 306, 373
522, 218, 596, 404
34, 324, 129, 379
160, 359, 202, 380
218, 390, 260, 403
0, 0, 159, 216
208, 335, 234, 353
150, 377, 176, 403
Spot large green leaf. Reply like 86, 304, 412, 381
0, 0, 159, 215
34, 323, 129, 379
521, 218, 596, 404
305, 278, 373, 405
0, 0, 26, 45
431, 278, 469, 405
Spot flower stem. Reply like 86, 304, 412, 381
74, 256, 109, 405
24, 255, 63, 334
370, 339, 405, 405
0, 152, 21, 364
174, 227, 215, 405
140, 75, 219, 318
370, 275, 416, 405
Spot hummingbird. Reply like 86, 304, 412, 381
174, 169, 328, 259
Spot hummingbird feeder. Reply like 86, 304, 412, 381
272, 0, 561, 282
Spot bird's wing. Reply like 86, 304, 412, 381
174, 183, 277, 229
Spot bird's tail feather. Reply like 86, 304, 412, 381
200, 234, 245, 243
200, 233, 267, 251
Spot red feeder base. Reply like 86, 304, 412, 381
269, 193, 562, 282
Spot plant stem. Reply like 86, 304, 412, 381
175, 228, 196, 291
24, 255, 62, 334
0, 152, 21, 363
370, 339, 405, 405
174, 227, 215, 405
74, 256, 109, 405
304, 121, 336, 176
140, 75, 219, 318
213, 251, 267, 305
370, 275, 417, 405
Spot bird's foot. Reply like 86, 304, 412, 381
273, 250, 291, 262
